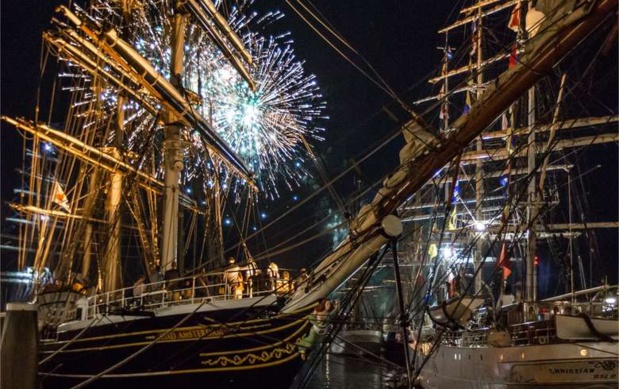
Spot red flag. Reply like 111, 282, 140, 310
52, 181, 71, 212
508, 3, 520, 32
508, 44, 518, 68
498, 243, 512, 279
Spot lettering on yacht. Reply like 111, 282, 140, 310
157, 328, 226, 341
549, 368, 594, 374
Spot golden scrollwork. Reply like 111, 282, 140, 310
201, 342, 298, 367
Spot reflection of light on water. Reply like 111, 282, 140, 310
308, 354, 387, 389
325, 353, 330, 388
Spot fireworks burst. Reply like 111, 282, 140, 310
66, 0, 326, 197
190, 27, 326, 195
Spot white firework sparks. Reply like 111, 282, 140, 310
82, 0, 327, 196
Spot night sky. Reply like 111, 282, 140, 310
1, 2, 617, 291
0, 0, 453, 219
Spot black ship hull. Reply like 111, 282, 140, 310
39, 303, 312, 388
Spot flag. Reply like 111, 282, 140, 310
447, 206, 458, 231
439, 84, 449, 122
462, 90, 472, 114
446, 47, 453, 61
497, 243, 512, 279
470, 22, 478, 57
508, 44, 518, 68
52, 181, 71, 212
428, 244, 438, 260
508, 3, 520, 32
501, 112, 509, 131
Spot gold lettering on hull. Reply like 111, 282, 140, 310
145, 323, 272, 342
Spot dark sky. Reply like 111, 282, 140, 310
1, 2, 616, 288
1, 1, 60, 205
0, 0, 453, 214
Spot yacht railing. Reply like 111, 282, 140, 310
81, 270, 299, 321
444, 320, 557, 347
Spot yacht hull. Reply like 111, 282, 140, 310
417, 342, 618, 388
39, 303, 312, 389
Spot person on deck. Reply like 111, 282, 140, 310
245, 258, 260, 298
133, 275, 146, 296
149, 266, 164, 291
133, 275, 146, 305
165, 262, 181, 301
454, 267, 474, 296
267, 260, 280, 291
196, 268, 210, 298
224, 257, 244, 299
296, 268, 310, 293
277, 271, 294, 294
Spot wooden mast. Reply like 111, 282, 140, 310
161, 10, 187, 272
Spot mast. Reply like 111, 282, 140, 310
525, 85, 537, 303
161, 11, 187, 272
102, 148, 123, 292
81, 167, 100, 285
474, 2, 484, 293
284, 0, 618, 313
205, 172, 225, 268
522, 0, 537, 304
101, 87, 127, 292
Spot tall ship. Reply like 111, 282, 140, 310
0, 0, 617, 388
397, 1, 619, 388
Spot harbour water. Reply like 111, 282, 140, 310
304, 354, 394, 389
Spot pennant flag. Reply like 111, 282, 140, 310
428, 244, 438, 259
52, 181, 71, 212
508, 3, 521, 32
446, 47, 453, 61
462, 90, 472, 114
447, 206, 458, 231
501, 112, 509, 130
497, 243, 512, 279
438, 84, 449, 122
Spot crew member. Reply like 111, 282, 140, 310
133, 275, 146, 305
278, 271, 294, 294
267, 260, 279, 291
165, 262, 181, 301
224, 257, 243, 299
245, 258, 260, 298
149, 266, 164, 291
196, 268, 210, 298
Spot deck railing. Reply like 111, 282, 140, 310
81, 270, 297, 321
